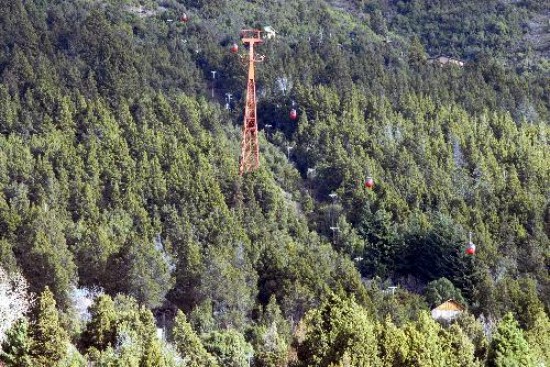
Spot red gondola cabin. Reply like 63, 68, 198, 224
465, 242, 476, 255
289, 109, 298, 120
364, 177, 374, 189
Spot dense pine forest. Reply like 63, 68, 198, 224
0, 0, 549, 365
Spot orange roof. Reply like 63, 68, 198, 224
432, 299, 465, 312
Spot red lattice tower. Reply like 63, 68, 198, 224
238, 29, 264, 175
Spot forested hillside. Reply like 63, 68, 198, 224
0, 0, 549, 366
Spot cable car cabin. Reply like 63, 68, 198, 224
230, 43, 239, 53
465, 242, 476, 255
289, 109, 297, 120
179, 13, 188, 22
364, 177, 374, 189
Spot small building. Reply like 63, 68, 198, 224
428, 55, 465, 67
431, 299, 465, 321
263, 26, 277, 40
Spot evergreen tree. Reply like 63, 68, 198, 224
28, 287, 69, 366
376, 316, 408, 367
403, 311, 446, 367
454, 313, 489, 362
19, 210, 77, 309
525, 310, 550, 366
202, 329, 253, 367
296, 294, 380, 367
251, 322, 288, 367
424, 277, 466, 308
105, 236, 173, 309
0, 319, 33, 367
80, 294, 117, 352
140, 336, 166, 367
172, 310, 219, 367
441, 324, 480, 367
251, 295, 291, 367
487, 313, 534, 367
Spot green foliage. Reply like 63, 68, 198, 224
390, 0, 533, 58
425, 277, 466, 308
105, 236, 174, 309
57, 345, 87, 367
140, 334, 166, 367
172, 310, 219, 367
440, 324, 480, 367
19, 209, 77, 309
202, 329, 253, 367
493, 277, 544, 330
81, 294, 117, 352
188, 301, 216, 335
487, 313, 534, 367
453, 313, 489, 362
0, 239, 18, 274
403, 311, 447, 366
296, 294, 380, 367
0, 319, 33, 367
249, 297, 290, 367
28, 287, 69, 366
249, 323, 288, 367
369, 285, 429, 326
0, 0, 548, 364
376, 317, 408, 367
524, 310, 550, 366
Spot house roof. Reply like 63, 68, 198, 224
431, 299, 466, 312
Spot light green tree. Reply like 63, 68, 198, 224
81, 294, 117, 352
0, 319, 33, 367
424, 277, 465, 308
403, 311, 445, 367
28, 287, 69, 366
376, 316, 408, 367
487, 313, 534, 367
525, 310, 550, 366
296, 294, 380, 367
172, 310, 218, 367
440, 323, 480, 367
203, 329, 253, 367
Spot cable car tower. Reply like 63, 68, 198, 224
236, 29, 265, 175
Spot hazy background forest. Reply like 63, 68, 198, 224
0, 0, 549, 365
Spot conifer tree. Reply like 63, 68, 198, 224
403, 311, 446, 367
251, 298, 290, 367
28, 287, 69, 366
172, 310, 219, 367
140, 336, 166, 367
0, 319, 33, 367
81, 294, 117, 352
525, 310, 550, 366
296, 294, 380, 367
252, 322, 288, 367
454, 313, 488, 362
487, 313, 534, 367
441, 324, 480, 367
376, 316, 408, 367
249, 295, 290, 367
202, 329, 253, 367
424, 277, 465, 308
